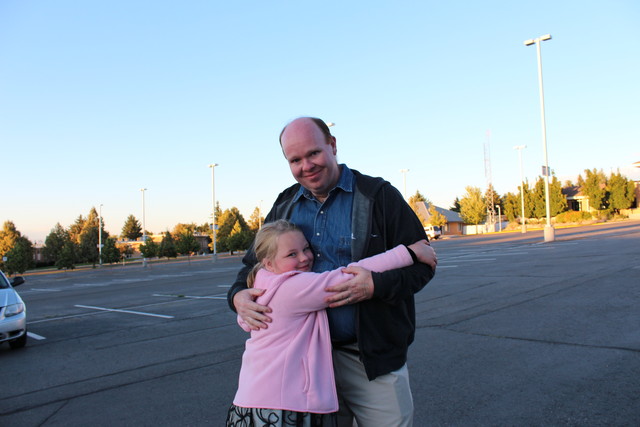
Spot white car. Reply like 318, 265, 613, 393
0, 270, 27, 349
425, 225, 442, 240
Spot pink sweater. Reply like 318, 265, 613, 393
233, 245, 413, 413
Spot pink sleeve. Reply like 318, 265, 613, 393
276, 245, 413, 314
346, 244, 413, 272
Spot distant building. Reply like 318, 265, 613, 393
415, 202, 465, 236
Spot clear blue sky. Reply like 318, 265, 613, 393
2, 1, 639, 243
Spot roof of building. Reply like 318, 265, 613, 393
417, 202, 464, 223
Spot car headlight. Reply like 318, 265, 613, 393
4, 303, 25, 317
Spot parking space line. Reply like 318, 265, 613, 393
27, 332, 46, 340
74, 304, 174, 319
152, 293, 225, 300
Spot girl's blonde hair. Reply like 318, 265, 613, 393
247, 219, 303, 287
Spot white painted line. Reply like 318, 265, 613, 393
30, 288, 61, 292
152, 293, 223, 299
218, 285, 231, 288
74, 305, 174, 319
435, 265, 457, 268
27, 332, 46, 340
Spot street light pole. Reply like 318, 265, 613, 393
141, 188, 147, 267
514, 145, 527, 233
98, 204, 103, 266
524, 34, 554, 242
400, 169, 410, 199
209, 164, 219, 262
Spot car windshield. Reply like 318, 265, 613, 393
0, 273, 10, 289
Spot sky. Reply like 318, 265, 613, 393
1, 1, 639, 243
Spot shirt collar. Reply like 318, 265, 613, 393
294, 164, 354, 202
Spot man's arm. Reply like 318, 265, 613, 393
325, 183, 435, 306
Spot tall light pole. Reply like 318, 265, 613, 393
140, 188, 147, 267
524, 34, 554, 242
495, 204, 502, 232
400, 169, 410, 199
514, 145, 527, 233
209, 164, 219, 262
98, 204, 103, 266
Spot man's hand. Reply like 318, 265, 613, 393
233, 288, 272, 330
325, 266, 374, 308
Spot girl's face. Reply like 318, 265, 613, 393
264, 230, 314, 274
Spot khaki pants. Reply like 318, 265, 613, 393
332, 343, 413, 427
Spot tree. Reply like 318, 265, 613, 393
43, 223, 69, 264
0, 221, 22, 270
101, 238, 121, 264
459, 186, 486, 232
139, 239, 159, 259
427, 205, 447, 229
582, 168, 607, 211
408, 191, 429, 226
502, 192, 520, 222
121, 215, 143, 240
607, 171, 636, 214
216, 207, 251, 252
449, 197, 461, 213
4, 237, 33, 275
484, 184, 500, 212
248, 206, 264, 232
57, 240, 78, 270
532, 177, 547, 219
226, 221, 251, 254
68, 215, 86, 243
172, 223, 197, 236
549, 175, 568, 216
159, 232, 178, 259
176, 231, 200, 257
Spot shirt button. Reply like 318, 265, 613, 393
316, 232, 320, 236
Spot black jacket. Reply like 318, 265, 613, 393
228, 168, 435, 380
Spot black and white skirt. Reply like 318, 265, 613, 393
226, 405, 337, 427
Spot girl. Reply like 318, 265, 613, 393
227, 220, 436, 427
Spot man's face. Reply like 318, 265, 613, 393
280, 119, 340, 202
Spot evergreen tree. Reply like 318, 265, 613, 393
449, 197, 461, 213
531, 177, 546, 219
549, 175, 568, 216
502, 192, 520, 222
68, 215, 86, 243
43, 223, 69, 264
121, 215, 143, 240
607, 171, 636, 214
216, 207, 250, 252
226, 221, 251, 254
459, 186, 486, 232
4, 236, 33, 275
582, 168, 607, 211
57, 240, 78, 270
101, 238, 121, 264
159, 232, 178, 258
248, 206, 263, 232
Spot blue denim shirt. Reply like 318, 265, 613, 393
289, 164, 356, 343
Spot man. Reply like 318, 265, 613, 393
228, 117, 436, 426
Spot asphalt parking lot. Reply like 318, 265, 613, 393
1, 220, 639, 426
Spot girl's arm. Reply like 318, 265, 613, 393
276, 245, 414, 314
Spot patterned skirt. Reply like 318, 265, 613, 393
226, 405, 337, 427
